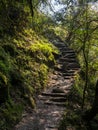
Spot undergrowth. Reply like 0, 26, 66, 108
0, 28, 59, 130
59, 74, 98, 130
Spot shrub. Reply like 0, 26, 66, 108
0, 101, 24, 130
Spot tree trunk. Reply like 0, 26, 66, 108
82, 46, 88, 110
28, 0, 34, 18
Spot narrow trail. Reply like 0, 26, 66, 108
15, 40, 80, 130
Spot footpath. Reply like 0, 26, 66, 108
15, 40, 80, 130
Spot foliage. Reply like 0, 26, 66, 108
29, 42, 58, 64
0, 27, 59, 129
62, 1, 98, 109
0, 1, 28, 35
59, 110, 87, 130
59, 74, 98, 130
58, 1, 98, 129
0, 101, 24, 130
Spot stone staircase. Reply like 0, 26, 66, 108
15, 40, 80, 130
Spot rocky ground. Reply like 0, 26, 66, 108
14, 40, 80, 130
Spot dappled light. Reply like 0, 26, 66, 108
0, 0, 98, 130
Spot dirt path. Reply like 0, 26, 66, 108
14, 40, 80, 130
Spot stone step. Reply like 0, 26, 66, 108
59, 55, 76, 62
45, 101, 66, 107
54, 81, 72, 87
66, 61, 79, 65
61, 63, 79, 71
63, 73, 75, 76
39, 95, 67, 102
64, 70, 76, 73
45, 127, 58, 130
67, 67, 80, 70
59, 57, 76, 62
64, 76, 74, 79
65, 62, 79, 66
42, 92, 66, 97
59, 58, 78, 63
56, 66, 79, 73
59, 47, 68, 50
63, 55, 76, 59
61, 50, 75, 54
38, 95, 51, 100
52, 88, 69, 93
59, 47, 72, 51
65, 67, 80, 71
45, 125, 58, 130
66, 63, 80, 68
54, 44, 66, 48
63, 53, 76, 57
50, 97, 67, 102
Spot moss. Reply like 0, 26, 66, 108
0, 28, 59, 129
39, 64, 48, 88
29, 96, 36, 109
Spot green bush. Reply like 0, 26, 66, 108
28, 42, 58, 65
0, 101, 24, 130
0, 28, 59, 129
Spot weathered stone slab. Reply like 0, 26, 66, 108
42, 92, 66, 97
50, 97, 67, 102
45, 101, 66, 107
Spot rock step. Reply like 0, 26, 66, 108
64, 70, 76, 73
59, 58, 78, 63
53, 82, 72, 87
50, 97, 67, 102
58, 56, 77, 59
45, 101, 66, 107
46, 125, 58, 130
65, 67, 80, 71
52, 88, 69, 93
66, 61, 79, 65
39, 95, 67, 102
65, 62, 80, 66
63, 53, 76, 57
66, 63, 80, 68
61, 64, 80, 71
56, 66, 79, 72
54, 44, 66, 48
59, 47, 69, 51
59, 56, 76, 61
63, 73, 75, 76
58, 58, 75, 66
65, 68, 80, 73
42, 92, 67, 97
63, 70, 79, 75
59, 50, 74, 53
58, 61, 78, 65
63, 55, 76, 59
61, 50, 75, 53
61, 62, 79, 68
59, 47, 72, 50
64, 76, 74, 79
